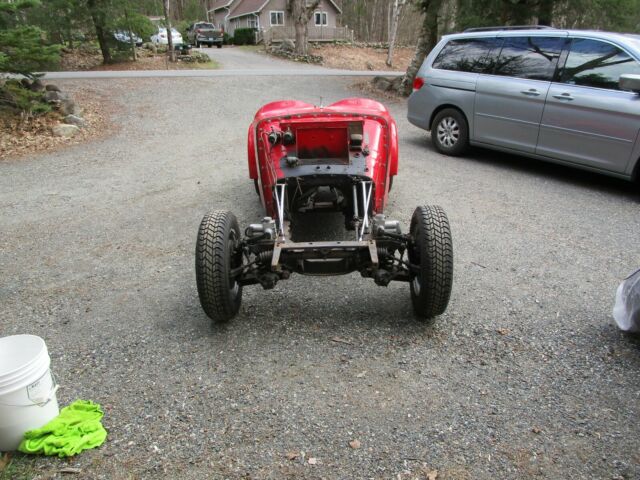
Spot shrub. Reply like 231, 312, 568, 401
233, 28, 256, 46
0, 80, 51, 117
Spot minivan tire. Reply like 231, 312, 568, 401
431, 108, 469, 156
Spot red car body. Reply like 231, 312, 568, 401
195, 98, 453, 324
247, 98, 399, 218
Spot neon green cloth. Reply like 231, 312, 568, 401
18, 400, 107, 457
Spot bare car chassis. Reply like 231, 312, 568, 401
196, 99, 453, 322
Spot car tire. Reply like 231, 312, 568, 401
196, 210, 243, 323
217, 43, 222, 49
254, 179, 260, 196
194, 40, 200, 48
409, 205, 453, 319
431, 108, 469, 156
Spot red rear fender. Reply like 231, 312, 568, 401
247, 124, 257, 179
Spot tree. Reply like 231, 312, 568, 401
163, 0, 175, 61
0, 0, 60, 76
386, 0, 408, 67
287, 0, 320, 56
399, 0, 442, 95
86, 0, 111, 63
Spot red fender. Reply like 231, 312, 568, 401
247, 124, 257, 180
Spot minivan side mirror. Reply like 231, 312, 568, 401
619, 74, 640, 94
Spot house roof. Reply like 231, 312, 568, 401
228, 0, 269, 19
209, 0, 234, 12
228, 0, 341, 20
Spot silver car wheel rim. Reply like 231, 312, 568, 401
437, 117, 460, 148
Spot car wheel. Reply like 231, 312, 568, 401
196, 210, 243, 323
409, 205, 453, 319
217, 43, 222, 49
431, 108, 469, 156
254, 179, 260, 196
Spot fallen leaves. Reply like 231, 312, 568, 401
349, 439, 361, 449
497, 328, 510, 336
307, 457, 318, 465
331, 336, 353, 345
426, 470, 438, 480
285, 451, 298, 461
532, 426, 542, 434
0, 453, 11, 472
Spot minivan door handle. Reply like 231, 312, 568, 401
552, 93, 574, 101
520, 89, 541, 96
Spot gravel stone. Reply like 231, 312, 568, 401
1, 75, 639, 479
51, 123, 80, 137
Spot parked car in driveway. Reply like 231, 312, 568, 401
150, 27, 183, 46
113, 30, 143, 47
186, 22, 223, 48
408, 27, 640, 181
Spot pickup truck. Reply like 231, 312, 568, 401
186, 22, 223, 48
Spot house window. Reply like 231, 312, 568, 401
270, 11, 284, 26
248, 16, 258, 29
314, 11, 328, 26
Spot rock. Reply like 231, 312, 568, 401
372, 76, 392, 91
279, 39, 295, 52
45, 84, 61, 92
64, 114, 86, 128
59, 99, 79, 116
20, 78, 32, 89
52, 124, 80, 138
44, 90, 62, 102
29, 79, 45, 92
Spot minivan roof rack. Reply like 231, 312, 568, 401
463, 25, 555, 33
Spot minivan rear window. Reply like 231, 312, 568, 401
493, 36, 564, 81
432, 38, 501, 74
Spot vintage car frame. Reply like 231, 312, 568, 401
196, 98, 454, 323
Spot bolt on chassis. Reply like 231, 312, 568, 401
196, 98, 453, 322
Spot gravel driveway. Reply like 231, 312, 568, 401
1, 76, 639, 480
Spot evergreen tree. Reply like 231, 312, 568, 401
0, 0, 60, 76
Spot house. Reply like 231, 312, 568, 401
208, 0, 352, 43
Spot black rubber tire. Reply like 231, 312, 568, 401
409, 205, 454, 319
194, 40, 200, 48
388, 176, 394, 192
431, 108, 469, 156
253, 179, 260, 196
196, 210, 243, 323
216, 43, 222, 48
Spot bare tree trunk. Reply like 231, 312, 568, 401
87, 0, 112, 64
538, 0, 554, 25
124, 8, 137, 61
399, 1, 440, 95
288, 0, 320, 55
163, 0, 175, 62
386, 0, 407, 67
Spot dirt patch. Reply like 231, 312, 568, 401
350, 79, 405, 101
60, 46, 218, 71
0, 84, 116, 160
310, 44, 414, 71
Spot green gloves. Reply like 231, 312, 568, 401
19, 400, 107, 457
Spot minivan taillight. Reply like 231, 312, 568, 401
413, 77, 425, 92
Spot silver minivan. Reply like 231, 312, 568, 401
408, 27, 640, 181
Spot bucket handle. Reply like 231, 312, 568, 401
0, 370, 59, 408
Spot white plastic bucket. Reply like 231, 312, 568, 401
0, 335, 59, 452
